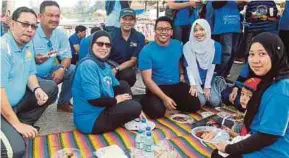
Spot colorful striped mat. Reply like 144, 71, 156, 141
26, 106, 237, 158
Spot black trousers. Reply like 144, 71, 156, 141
92, 81, 141, 134
141, 82, 201, 119
279, 30, 289, 61
116, 67, 137, 87
1, 80, 58, 158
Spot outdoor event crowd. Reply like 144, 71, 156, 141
1, 0, 289, 158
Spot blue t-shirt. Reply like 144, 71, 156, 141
109, 28, 145, 64
279, 1, 289, 30
79, 35, 91, 60
246, 1, 278, 33
243, 79, 289, 158
72, 59, 119, 133
69, 33, 82, 55
174, 0, 192, 26
183, 41, 222, 83
0, 32, 37, 106
190, 5, 201, 24
138, 39, 182, 85
32, 24, 72, 78
213, 1, 241, 35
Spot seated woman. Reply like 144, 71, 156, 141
72, 31, 142, 134
212, 32, 289, 158
183, 19, 223, 107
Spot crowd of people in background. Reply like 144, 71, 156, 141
1, 0, 289, 158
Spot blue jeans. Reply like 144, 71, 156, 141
198, 76, 229, 107
38, 64, 75, 105
215, 33, 233, 77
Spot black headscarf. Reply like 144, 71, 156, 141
244, 32, 289, 129
82, 30, 112, 69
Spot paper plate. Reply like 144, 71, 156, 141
124, 119, 155, 131
170, 114, 194, 124
52, 148, 81, 158
191, 126, 230, 144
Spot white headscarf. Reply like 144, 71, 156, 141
183, 19, 215, 93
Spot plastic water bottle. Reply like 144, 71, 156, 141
143, 132, 154, 158
135, 129, 144, 150
140, 118, 147, 131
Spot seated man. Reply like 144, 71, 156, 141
32, 1, 75, 112
69, 25, 87, 64
109, 8, 145, 87
138, 16, 201, 119
1, 7, 58, 158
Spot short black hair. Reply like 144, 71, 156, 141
90, 27, 101, 34
154, 16, 174, 30
40, 1, 60, 13
12, 7, 37, 21
75, 25, 87, 33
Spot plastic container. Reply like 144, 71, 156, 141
191, 126, 230, 144
143, 132, 154, 158
135, 129, 144, 150
139, 119, 147, 131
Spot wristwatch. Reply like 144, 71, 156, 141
60, 64, 67, 72
115, 66, 121, 72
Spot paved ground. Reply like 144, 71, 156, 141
35, 63, 244, 135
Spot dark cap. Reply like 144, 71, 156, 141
119, 8, 136, 19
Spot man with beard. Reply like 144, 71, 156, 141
32, 1, 75, 113
138, 16, 201, 119
1, 7, 58, 157
109, 8, 145, 87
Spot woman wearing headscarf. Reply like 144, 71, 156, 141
212, 32, 289, 158
72, 31, 142, 134
183, 19, 223, 107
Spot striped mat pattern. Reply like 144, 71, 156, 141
26, 106, 236, 158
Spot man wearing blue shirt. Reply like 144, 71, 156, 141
69, 25, 86, 64
138, 16, 200, 119
167, 0, 198, 44
32, 1, 75, 112
109, 8, 145, 87
1, 7, 58, 158
209, 1, 242, 77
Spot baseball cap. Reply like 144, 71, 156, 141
119, 8, 136, 19
243, 78, 262, 91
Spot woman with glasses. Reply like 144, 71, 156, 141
72, 31, 142, 134
183, 19, 223, 107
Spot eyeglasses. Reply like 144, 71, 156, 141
156, 27, 172, 33
15, 20, 38, 30
95, 41, 111, 48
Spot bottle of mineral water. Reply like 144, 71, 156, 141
143, 132, 154, 157
140, 118, 147, 132
135, 129, 144, 150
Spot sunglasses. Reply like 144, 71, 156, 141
16, 20, 38, 30
95, 41, 111, 48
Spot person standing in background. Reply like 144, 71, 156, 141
105, 0, 131, 33
69, 25, 87, 64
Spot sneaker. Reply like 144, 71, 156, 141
234, 58, 245, 64
57, 103, 73, 113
